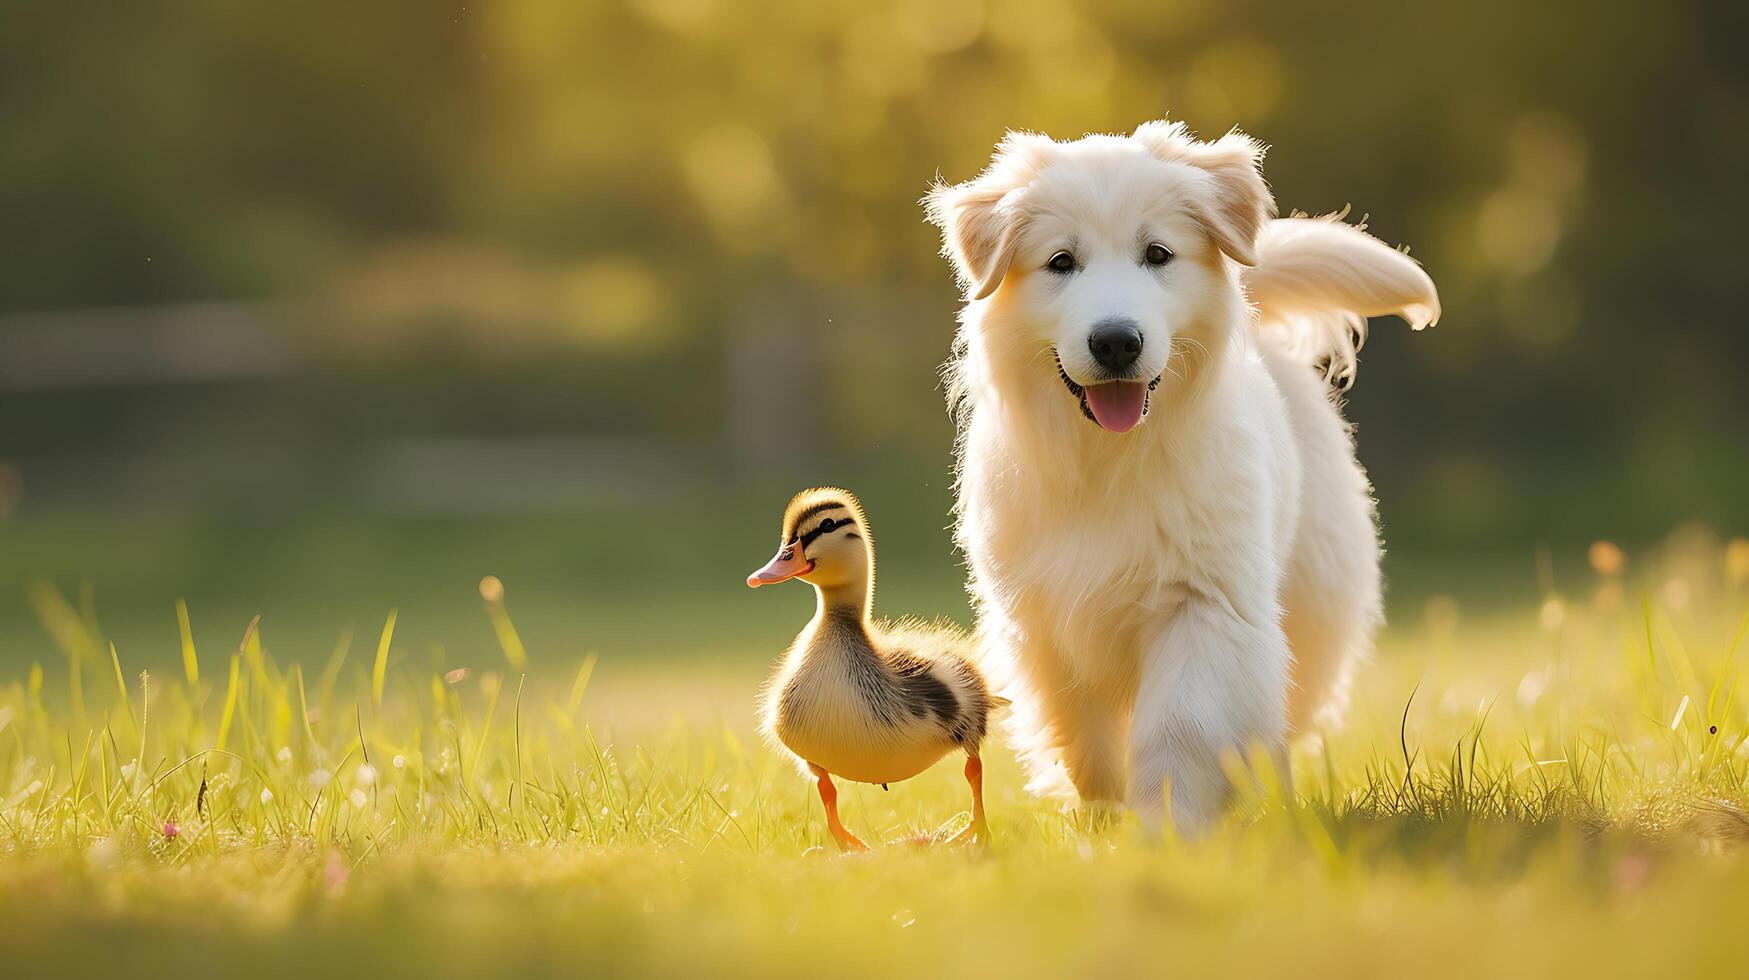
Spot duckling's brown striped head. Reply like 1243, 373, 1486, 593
746, 488, 873, 601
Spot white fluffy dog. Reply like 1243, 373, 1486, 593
924, 120, 1440, 831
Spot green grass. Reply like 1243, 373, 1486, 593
3, 571, 1749, 977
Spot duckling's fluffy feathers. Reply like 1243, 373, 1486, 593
761, 614, 1004, 785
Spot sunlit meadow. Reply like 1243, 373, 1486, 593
3, 538, 1749, 977
3, 0, 1746, 975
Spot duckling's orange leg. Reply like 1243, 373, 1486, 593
809, 763, 869, 852
948, 753, 989, 844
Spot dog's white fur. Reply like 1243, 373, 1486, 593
925, 121, 1439, 831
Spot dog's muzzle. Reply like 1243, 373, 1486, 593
1057, 355, 1161, 433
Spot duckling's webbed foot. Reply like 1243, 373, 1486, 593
809, 764, 870, 852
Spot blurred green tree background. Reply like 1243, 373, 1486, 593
0, 0, 1744, 668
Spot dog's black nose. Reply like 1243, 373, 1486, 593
1087, 318, 1143, 374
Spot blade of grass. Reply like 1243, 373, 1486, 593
215, 654, 241, 753
566, 653, 599, 717
175, 598, 200, 687
372, 610, 397, 707
294, 664, 320, 754
482, 582, 528, 671
107, 643, 137, 739
513, 674, 527, 832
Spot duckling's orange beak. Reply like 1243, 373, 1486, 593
747, 542, 814, 588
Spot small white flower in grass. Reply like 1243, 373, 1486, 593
260, 787, 274, 804
392, 755, 406, 769
277, 746, 292, 765
120, 762, 135, 781
349, 788, 368, 810
355, 764, 377, 788
309, 768, 332, 788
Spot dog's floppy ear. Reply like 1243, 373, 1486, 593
925, 131, 1056, 300
925, 181, 1021, 301
1133, 120, 1276, 267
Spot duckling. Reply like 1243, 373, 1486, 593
747, 487, 1002, 851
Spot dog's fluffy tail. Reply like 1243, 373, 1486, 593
1244, 213, 1440, 388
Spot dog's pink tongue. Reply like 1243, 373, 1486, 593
1084, 381, 1148, 432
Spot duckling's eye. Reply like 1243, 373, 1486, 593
1144, 242, 1173, 266
818, 518, 837, 533
1046, 250, 1075, 274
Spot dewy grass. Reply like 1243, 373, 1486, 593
1, 576, 1748, 976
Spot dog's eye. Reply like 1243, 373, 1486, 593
1144, 242, 1174, 266
1046, 250, 1075, 273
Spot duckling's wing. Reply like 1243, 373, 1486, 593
880, 647, 964, 729
873, 617, 1005, 747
